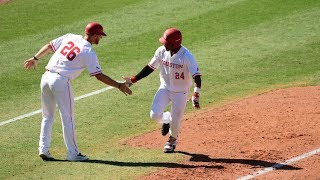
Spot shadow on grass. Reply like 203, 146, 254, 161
176, 151, 302, 170
42, 151, 301, 170
83, 159, 224, 169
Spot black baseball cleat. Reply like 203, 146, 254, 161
39, 151, 55, 161
161, 123, 170, 136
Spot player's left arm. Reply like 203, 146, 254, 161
192, 75, 201, 109
186, 52, 201, 109
24, 43, 54, 70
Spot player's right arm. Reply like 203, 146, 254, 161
82, 50, 132, 95
122, 65, 154, 85
122, 47, 162, 85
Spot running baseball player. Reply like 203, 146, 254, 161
123, 28, 201, 153
24, 22, 132, 161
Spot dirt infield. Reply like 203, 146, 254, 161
0, 0, 11, 5
125, 86, 320, 179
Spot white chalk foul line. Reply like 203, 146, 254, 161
237, 148, 320, 180
74, 86, 114, 101
0, 86, 115, 127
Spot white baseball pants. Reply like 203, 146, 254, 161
150, 88, 189, 139
39, 71, 79, 156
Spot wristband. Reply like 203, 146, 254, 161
33, 56, 39, 61
130, 76, 137, 83
194, 87, 200, 94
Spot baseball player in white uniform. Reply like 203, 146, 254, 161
24, 22, 132, 161
123, 28, 201, 153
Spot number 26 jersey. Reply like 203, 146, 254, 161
46, 33, 102, 80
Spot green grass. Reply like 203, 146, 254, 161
1, 0, 320, 179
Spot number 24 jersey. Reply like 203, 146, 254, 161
148, 45, 201, 93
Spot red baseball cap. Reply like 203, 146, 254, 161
85, 22, 107, 36
159, 28, 182, 48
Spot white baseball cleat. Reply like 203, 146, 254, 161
163, 136, 177, 153
66, 153, 88, 162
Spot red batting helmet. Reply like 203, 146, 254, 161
159, 28, 182, 48
85, 22, 107, 36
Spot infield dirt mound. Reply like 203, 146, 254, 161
124, 86, 320, 179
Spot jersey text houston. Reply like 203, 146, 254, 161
161, 60, 183, 69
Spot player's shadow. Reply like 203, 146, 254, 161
43, 151, 301, 170
82, 159, 224, 169
175, 151, 302, 170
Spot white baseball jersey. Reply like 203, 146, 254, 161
46, 33, 102, 80
148, 45, 201, 92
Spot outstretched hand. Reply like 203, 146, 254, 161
118, 83, 132, 96
24, 58, 38, 70
122, 76, 133, 87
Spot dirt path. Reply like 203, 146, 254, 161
125, 86, 320, 179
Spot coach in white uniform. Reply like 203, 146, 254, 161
123, 28, 201, 153
24, 22, 132, 161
